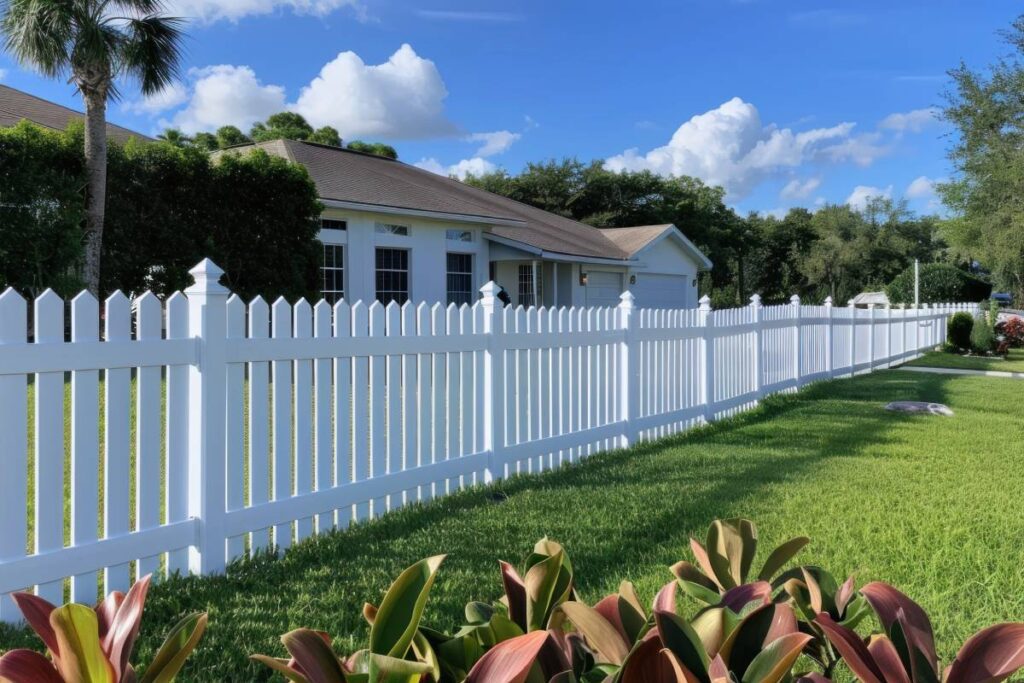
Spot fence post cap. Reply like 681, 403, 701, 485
847, 299, 856, 307
186, 259, 228, 295
790, 294, 801, 306
749, 293, 762, 307
479, 280, 501, 299
698, 294, 712, 311
618, 290, 636, 308
824, 296, 833, 306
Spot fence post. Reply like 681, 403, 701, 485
617, 291, 639, 447
823, 294, 831, 376
867, 304, 876, 371
479, 281, 504, 483
185, 259, 229, 575
790, 294, 802, 386
848, 299, 856, 376
750, 294, 763, 398
699, 295, 714, 423
885, 304, 893, 366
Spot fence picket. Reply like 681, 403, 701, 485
248, 297, 271, 555
313, 301, 333, 533
70, 292, 99, 603
104, 291, 131, 594
293, 299, 314, 540
166, 293, 189, 574
225, 295, 246, 562
135, 292, 163, 579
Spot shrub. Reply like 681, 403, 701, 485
0, 574, 206, 682
948, 312, 974, 351
0, 122, 322, 301
998, 316, 1024, 347
250, 519, 1024, 683
971, 313, 995, 353
887, 263, 992, 305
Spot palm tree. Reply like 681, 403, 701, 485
1, 0, 185, 295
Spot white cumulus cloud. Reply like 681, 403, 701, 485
465, 130, 521, 157
170, 65, 285, 133
905, 175, 936, 199
293, 44, 456, 139
879, 107, 939, 133
604, 97, 886, 199
846, 184, 893, 211
414, 156, 496, 179
780, 177, 821, 200
166, 0, 362, 24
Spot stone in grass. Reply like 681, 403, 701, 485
885, 401, 954, 416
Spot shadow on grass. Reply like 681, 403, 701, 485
0, 370, 960, 681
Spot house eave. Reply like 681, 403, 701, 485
484, 233, 638, 266
319, 198, 527, 228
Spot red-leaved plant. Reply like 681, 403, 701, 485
0, 574, 207, 683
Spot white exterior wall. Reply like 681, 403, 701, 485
626, 237, 701, 308
318, 208, 488, 304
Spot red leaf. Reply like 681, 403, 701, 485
945, 623, 1024, 683
815, 613, 886, 683
867, 636, 911, 683
594, 594, 628, 642
620, 635, 687, 683
690, 539, 723, 590
860, 582, 937, 673
719, 582, 772, 612
500, 561, 528, 632
103, 574, 151, 681
465, 630, 551, 683
765, 603, 800, 644
796, 674, 833, 683
654, 582, 678, 616
95, 592, 125, 641
10, 592, 60, 657
0, 649, 64, 683
836, 577, 856, 616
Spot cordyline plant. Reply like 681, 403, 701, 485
250, 519, 1024, 683
0, 574, 206, 682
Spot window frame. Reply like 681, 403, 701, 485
321, 244, 345, 304
375, 222, 410, 236
518, 263, 543, 307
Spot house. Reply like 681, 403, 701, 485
0, 83, 153, 144
218, 139, 712, 309
850, 291, 890, 308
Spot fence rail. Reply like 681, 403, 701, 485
0, 259, 978, 621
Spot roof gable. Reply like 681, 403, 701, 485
0, 84, 151, 144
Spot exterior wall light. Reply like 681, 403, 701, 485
580, 272, 588, 286
629, 274, 637, 285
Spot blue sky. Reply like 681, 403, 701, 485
1, 0, 1018, 216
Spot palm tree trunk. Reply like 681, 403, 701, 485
82, 91, 108, 297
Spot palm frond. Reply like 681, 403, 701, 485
0, 0, 74, 75
119, 13, 184, 95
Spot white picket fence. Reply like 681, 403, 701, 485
0, 259, 978, 621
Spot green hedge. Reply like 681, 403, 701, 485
886, 262, 991, 305
0, 121, 322, 301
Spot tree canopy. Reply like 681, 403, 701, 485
938, 14, 1024, 302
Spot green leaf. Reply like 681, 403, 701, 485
139, 612, 207, 683
49, 604, 116, 683
525, 551, 564, 631
559, 602, 630, 665
655, 608, 710, 681
741, 633, 813, 683
756, 538, 810, 582
369, 555, 445, 658
692, 607, 740, 658
367, 653, 431, 683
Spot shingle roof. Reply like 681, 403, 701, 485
218, 139, 634, 261
601, 225, 674, 257
0, 84, 151, 144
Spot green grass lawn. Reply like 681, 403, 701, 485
905, 348, 1024, 372
3, 370, 1023, 682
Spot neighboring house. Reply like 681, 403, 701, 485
850, 291, 890, 307
0, 84, 152, 144
218, 139, 712, 309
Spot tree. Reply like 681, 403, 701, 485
192, 132, 219, 151
216, 125, 251, 148
309, 126, 341, 147
939, 15, 1024, 302
251, 112, 315, 142
346, 140, 399, 159
157, 128, 192, 147
1, 0, 185, 295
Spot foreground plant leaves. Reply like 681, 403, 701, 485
370, 555, 446, 659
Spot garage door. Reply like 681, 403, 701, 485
633, 273, 690, 309
584, 271, 623, 307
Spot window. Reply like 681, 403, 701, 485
375, 222, 409, 236
321, 245, 344, 304
518, 263, 543, 307
447, 253, 474, 305
376, 248, 409, 304
321, 218, 347, 231
446, 229, 473, 242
